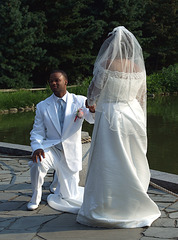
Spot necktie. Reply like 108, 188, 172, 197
58, 99, 65, 130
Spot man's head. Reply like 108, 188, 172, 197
49, 70, 68, 98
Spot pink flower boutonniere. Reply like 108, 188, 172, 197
74, 108, 84, 122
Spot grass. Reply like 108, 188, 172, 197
0, 89, 50, 110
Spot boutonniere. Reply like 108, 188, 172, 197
74, 108, 84, 122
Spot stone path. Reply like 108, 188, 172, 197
0, 154, 178, 240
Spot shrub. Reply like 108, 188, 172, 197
147, 73, 163, 94
161, 64, 178, 93
147, 64, 178, 94
68, 77, 91, 96
0, 90, 49, 110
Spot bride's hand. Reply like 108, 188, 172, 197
89, 105, 95, 113
85, 100, 95, 113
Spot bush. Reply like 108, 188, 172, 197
68, 77, 91, 96
147, 73, 163, 94
147, 64, 178, 94
161, 64, 178, 93
0, 90, 50, 110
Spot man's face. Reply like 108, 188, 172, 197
49, 72, 68, 97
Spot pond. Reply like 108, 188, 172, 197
0, 96, 177, 175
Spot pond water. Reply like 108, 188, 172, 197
0, 96, 177, 175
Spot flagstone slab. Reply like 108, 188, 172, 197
0, 201, 25, 211
151, 217, 176, 227
169, 211, 178, 219
150, 195, 177, 203
8, 215, 55, 230
155, 202, 171, 210
141, 237, 172, 240
165, 201, 178, 213
38, 213, 143, 240
4, 183, 32, 191
143, 227, 178, 238
160, 210, 167, 218
0, 217, 16, 229
37, 204, 61, 215
0, 192, 19, 202
0, 230, 35, 240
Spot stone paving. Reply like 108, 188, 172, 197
0, 154, 178, 240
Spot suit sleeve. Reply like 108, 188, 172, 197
80, 96, 95, 124
30, 103, 45, 152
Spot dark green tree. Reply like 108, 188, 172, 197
0, 0, 46, 88
26, 0, 104, 84
89, 0, 147, 53
19, 0, 149, 85
142, 0, 178, 73
46, 0, 104, 83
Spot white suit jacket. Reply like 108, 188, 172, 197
30, 92, 94, 172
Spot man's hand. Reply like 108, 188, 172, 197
32, 149, 45, 163
85, 100, 95, 113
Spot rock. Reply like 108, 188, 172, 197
9, 108, 18, 113
3, 109, 9, 114
18, 107, 25, 112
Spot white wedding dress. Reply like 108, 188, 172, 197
77, 71, 161, 228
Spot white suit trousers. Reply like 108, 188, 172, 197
29, 146, 80, 205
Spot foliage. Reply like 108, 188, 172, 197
0, 0, 46, 88
161, 64, 178, 93
0, 0, 177, 88
147, 95, 178, 122
142, 0, 177, 73
147, 73, 163, 94
68, 77, 91, 96
0, 90, 50, 110
26, 0, 104, 85
89, 0, 147, 49
147, 64, 178, 94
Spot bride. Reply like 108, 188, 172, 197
77, 26, 161, 228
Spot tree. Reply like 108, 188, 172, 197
0, 0, 46, 88
142, 0, 178, 73
89, 0, 147, 52
27, 0, 104, 84
1, 0, 176, 88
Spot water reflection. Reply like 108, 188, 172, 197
0, 96, 177, 174
0, 111, 34, 145
147, 96, 178, 175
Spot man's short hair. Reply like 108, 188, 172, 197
50, 70, 68, 81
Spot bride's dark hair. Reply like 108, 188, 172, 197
120, 31, 133, 59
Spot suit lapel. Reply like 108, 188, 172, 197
62, 92, 76, 134
46, 95, 62, 135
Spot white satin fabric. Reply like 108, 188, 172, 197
48, 186, 84, 214
77, 26, 160, 228
77, 100, 161, 228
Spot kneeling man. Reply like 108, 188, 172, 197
27, 70, 95, 212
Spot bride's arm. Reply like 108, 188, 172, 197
87, 81, 101, 106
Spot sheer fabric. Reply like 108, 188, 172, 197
77, 26, 161, 228
87, 26, 147, 130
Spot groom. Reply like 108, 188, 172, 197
27, 70, 95, 210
